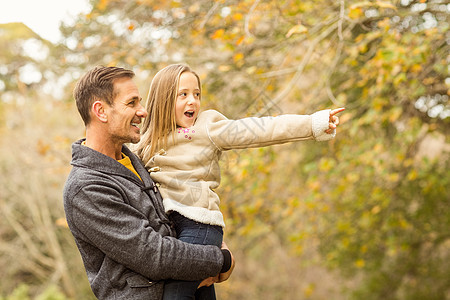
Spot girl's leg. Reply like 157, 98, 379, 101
163, 213, 223, 300
195, 284, 217, 300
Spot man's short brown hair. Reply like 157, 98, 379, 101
73, 66, 135, 125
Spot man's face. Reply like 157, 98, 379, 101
107, 77, 147, 144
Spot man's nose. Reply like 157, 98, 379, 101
136, 103, 148, 118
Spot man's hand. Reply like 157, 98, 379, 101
217, 241, 235, 283
198, 275, 219, 288
197, 241, 235, 289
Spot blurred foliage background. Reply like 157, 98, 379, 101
0, 0, 449, 299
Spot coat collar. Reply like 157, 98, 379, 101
71, 139, 152, 187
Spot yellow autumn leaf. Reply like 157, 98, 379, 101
349, 7, 364, 19
371, 205, 381, 214
411, 64, 422, 73
125, 56, 137, 66
232, 13, 244, 21
233, 52, 244, 63
319, 158, 336, 172
373, 143, 384, 152
37, 140, 50, 156
407, 169, 418, 181
399, 218, 410, 229
303, 283, 315, 297
360, 245, 368, 253
388, 172, 399, 182
97, 0, 108, 11
403, 158, 413, 167
308, 180, 320, 191
389, 107, 402, 122
346, 172, 360, 183
376, 1, 397, 10
286, 24, 308, 38
218, 65, 231, 72
321, 204, 330, 212
342, 238, 350, 248
235, 35, 245, 46
355, 259, 365, 268
349, 1, 373, 9
188, 2, 201, 13
423, 77, 435, 85
294, 244, 303, 255
211, 28, 225, 39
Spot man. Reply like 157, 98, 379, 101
63, 66, 233, 299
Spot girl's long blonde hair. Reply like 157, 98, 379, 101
135, 64, 201, 165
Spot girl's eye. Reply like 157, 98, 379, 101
179, 92, 187, 97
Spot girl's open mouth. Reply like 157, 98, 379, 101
184, 111, 194, 118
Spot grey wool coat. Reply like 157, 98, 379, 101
63, 139, 224, 299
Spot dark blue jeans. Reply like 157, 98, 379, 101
163, 212, 223, 300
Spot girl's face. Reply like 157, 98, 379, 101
175, 71, 201, 128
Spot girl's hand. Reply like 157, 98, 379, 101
325, 107, 345, 134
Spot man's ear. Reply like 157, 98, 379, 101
92, 100, 108, 123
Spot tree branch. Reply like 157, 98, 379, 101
257, 22, 339, 116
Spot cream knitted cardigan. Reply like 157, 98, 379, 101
144, 109, 335, 228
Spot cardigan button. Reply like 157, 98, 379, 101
149, 166, 160, 172
157, 149, 167, 155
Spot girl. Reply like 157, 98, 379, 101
135, 64, 344, 299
